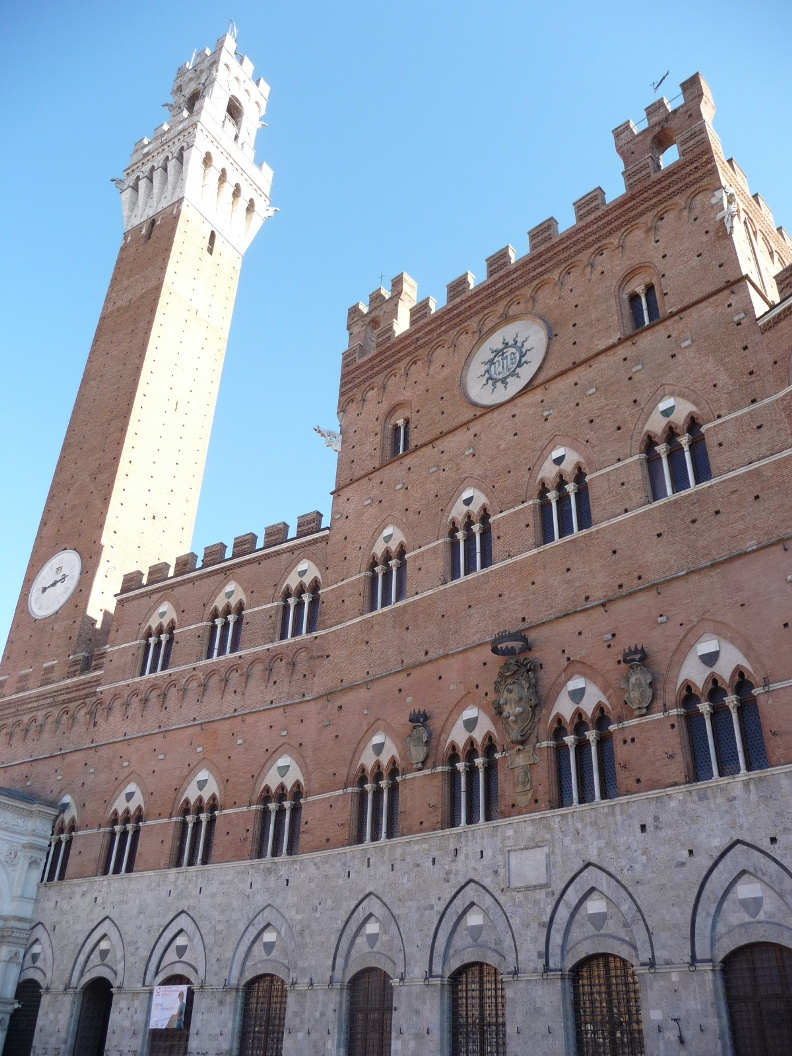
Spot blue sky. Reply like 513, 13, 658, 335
1, 0, 790, 648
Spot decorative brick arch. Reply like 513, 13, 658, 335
545, 862, 654, 972
690, 840, 792, 965
143, 911, 207, 986
331, 892, 406, 983
429, 879, 518, 979
68, 916, 125, 988
227, 904, 298, 987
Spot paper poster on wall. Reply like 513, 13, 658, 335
149, 984, 188, 1029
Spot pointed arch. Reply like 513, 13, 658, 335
227, 904, 299, 987
429, 880, 517, 979
667, 619, 766, 702
172, 761, 223, 815
19, 923, 54, 988
690, 840, 792, 964
545, 862, 654, 972
254, 745, 308, 798
68, 916, 125, 988
543, 661, 619, 728
143, 910, 207, 986
331, 892, 407, 983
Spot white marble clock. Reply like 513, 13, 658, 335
28, 550, 82, 619
462, 316, 549, 406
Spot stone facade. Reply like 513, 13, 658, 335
0, 32, 791, 1056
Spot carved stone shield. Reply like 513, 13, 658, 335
493, 657, 540, 745
621, 663, 653, 716
406, 721, 431, 770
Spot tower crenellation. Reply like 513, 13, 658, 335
118, 32, 274, 252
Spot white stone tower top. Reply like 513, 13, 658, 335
116, 31, 275, 253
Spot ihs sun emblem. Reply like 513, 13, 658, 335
479, 333, 533, 392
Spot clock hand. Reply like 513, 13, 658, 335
41, 574, 68, 593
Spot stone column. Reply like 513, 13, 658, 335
564, 736, 580, 805
657, 443, 673, 497
726, 695, 748, 774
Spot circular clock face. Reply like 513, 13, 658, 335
28, 550, 82, 619
462, 316, 549, 407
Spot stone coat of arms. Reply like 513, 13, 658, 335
493, 657, 540, 745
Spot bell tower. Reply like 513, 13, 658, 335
0, 32, 274, 692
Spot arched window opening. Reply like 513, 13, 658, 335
575, 719, 597, 803
710, 681, 740, 777
723, 943, 792, 1056
450, 962, 506, 1056
572, 953, 645, 1056
4, 978, 42, 1056
258, 786, 303, 859
42, 819, 75, 883
185, 89, 201, 115
629, 283, 660, 330
595, 712, 619, 800
347, 968, 393, 1056
238, 974, 288, 1056
355, 767, 399, 844
448, 743, 499, 827
369, 548, 406, 611
72, 978, 113, 1056
103, 809, 142, 876
683, 687, 713, 782
225, 96, 244, 140
685, 674, 767, 783
554, 722, 574, 807
391, 416, 410, 457
540, 473, 592, 544
735, 675, 769, 772
206, 603, 244, 659
140, 621, 175, 677
554, 713, 617, 807
280, 582, 320, 639
149, 974, 194, 1056
645, 419, 711, 501
449, 511, 493, 580
177, 799, 217, 868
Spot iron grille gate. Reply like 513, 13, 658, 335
450, 962, 506, 1056
724, 943, 792, 1056
347, 967, 393, 1056
239, 974, 288, 1056
73, 978, 113, 1056
572, 954, 645, 1056
3, 980, 42, 1056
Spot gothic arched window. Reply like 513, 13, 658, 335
447, 743, 499, 827
572, 954, 645, 1055
539, 471, 592, 544
629, 283, 660, 329
257, 786, 303, 859
645, 419, 711, 501
369, 547, 407, 611
207, 603, 244, 658
449, 511, 492, 579
43, 819, 75, 883
280, 582, 320, 639
450, 962, 506, 1056
176, 798, 217, 868
238, 974, 288, 1056
140, 621, 175, 676
103, 809, 142, 876
354, 767, 399, 844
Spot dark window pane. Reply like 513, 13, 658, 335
175, 812, 190, 867
449, 754, 462, 827
280, 599, 291, 640
485, 746, 499, 821
450, 530, 461, 580
161, 633, 173, 671
207, 620, 218, 657
712, 700, 740, 777
558, 489, 575, 538
370, 777, 384, 843
387, 771, 399, 839
685, 694, 713, 782
369, 568, 379, 611
231, 612, 243, 652
218, 618, 230, 656
257, 801, 271, 858
573, 954, 645, 1056
690, 426, 712, 484
4, 979, 42, 1056
600, 737, 619, 800
464, 528, 477, 575
271, 803, 286, 858
630, 293, 645, 330
126, 823, 140, 873
646, 445, 667, 501
396, 556, 407, 601
201, 807, 217, 864
287, 794, 302, 856
382, 567, 393, 608
540, 496, 555, 544
112, 827, 128, 875
645, 284, 660, 322
577, 738, 596, 803
668, 435, 690, 493
741, 699, 768, 772
308, 591, 320, 632
557, 744, 574, 807
356, 779, 368, 845
576, 475, 592, 529
480, 516, 492, 568
466, 751, 480, 824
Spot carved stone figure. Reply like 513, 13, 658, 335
406, 710, 431, 770
506, 743, 539, 807
313, 425, 342, 452
493, 657, 540, 745
621, 663, 653, 716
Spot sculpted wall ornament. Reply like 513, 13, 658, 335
406, 710, 431, 770
621, 645, 653, 716
493, 657, 540, 745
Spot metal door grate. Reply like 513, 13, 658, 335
450, 962, 506, 1056
4, 980, 42, 1056
347, 967, 393, 1056
73, 978, 113, 1056
239, 974, 288, 1056
724, 943, 792, 1056
572, 954, 645, 1056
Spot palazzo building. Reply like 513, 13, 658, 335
0, 29, 791, 1056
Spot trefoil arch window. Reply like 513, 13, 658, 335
572, 953, 645, 1056
238, 974, 288, 1056
354, 765, 400, 845
450, 962, 506, 1056
140, 621, 175, 676
207, 602, 244, 659
368, 547, 407, 611
645, 419, 712, 501
449, 511, 492, 580
42, 819, 75, 883
175, 797, 218, 867
347, 967, 393, 1056
280, 581, 320, 639
448, 739, 499, 827
257, 785, 303, 859
553, 710, 618, 808
102, 808, 142, 876
539, 470, 592, 545
683, 674, 768, 783
629, 283, 660, 330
